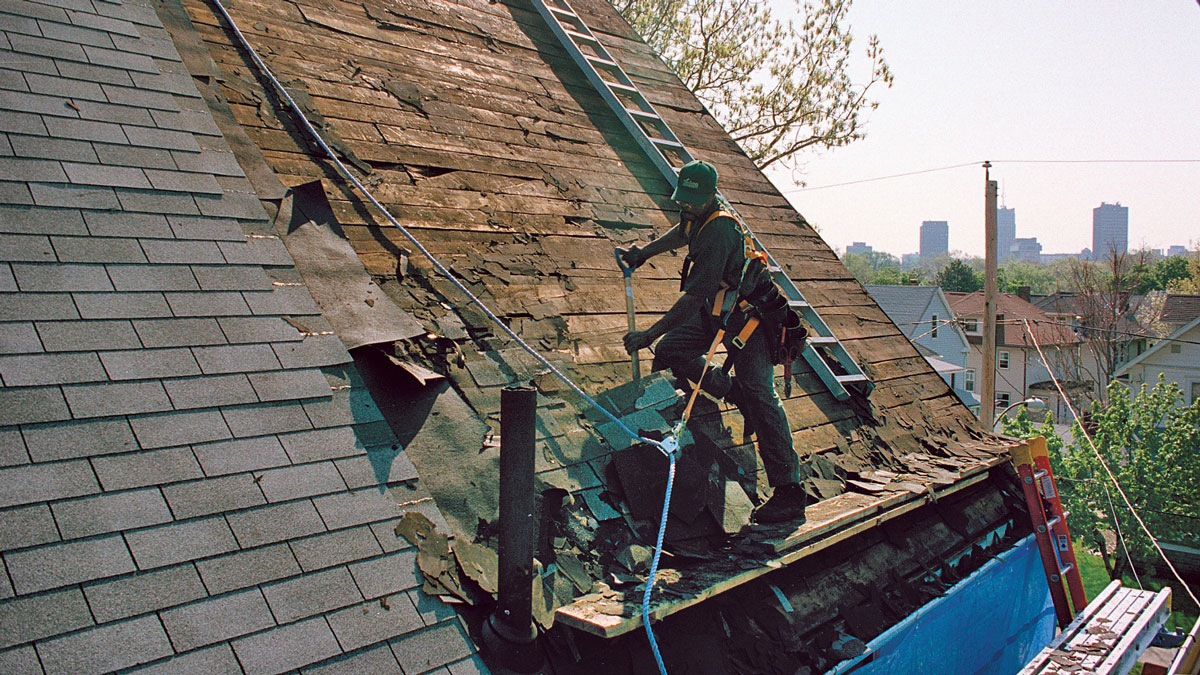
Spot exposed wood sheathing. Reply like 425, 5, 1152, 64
177, 0, 1016, 652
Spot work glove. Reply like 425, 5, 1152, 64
617, 245, 646, 271
623, 330, 655, 354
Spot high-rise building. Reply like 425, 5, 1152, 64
1092, 202, 1128, 259
920, 220, 949, 259
997, 206, 1016, 262
1012, 237, 1042, 263
845, 241, 872, 256
1168, 245, 1189, 257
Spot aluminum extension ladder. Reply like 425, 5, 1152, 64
529, 0, 872, 401
1014, 436, 1088, 628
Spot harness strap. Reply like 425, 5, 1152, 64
680, 327, 726, 424
732, 316, 759, 350
685, 209, 735, 242
711, 287, 727, 317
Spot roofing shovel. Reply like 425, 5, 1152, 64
614, 248, 641, 381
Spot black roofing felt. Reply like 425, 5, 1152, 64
0, 0, 480, 671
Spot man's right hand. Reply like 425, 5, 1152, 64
617, 245, 645, 270
623, 330, 655, 354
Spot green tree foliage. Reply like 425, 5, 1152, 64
1003, 380, 1200, 580
842, 250, 904, 285
616, 0, 893, 170
936, 258, 983, 293
997, 260, 1060, 295
1167, 250, 1200, 294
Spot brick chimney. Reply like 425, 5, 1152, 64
1017, 286, 1031, 303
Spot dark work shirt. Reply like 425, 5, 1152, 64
681, 204, 743, 306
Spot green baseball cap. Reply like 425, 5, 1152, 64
671, 160, 718, 206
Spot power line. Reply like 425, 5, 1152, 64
784, 162, 978, 193
1027, 318, 1200, 347
788, 158, 1200, 193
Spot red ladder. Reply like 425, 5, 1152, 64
1013, 436, 1088, 628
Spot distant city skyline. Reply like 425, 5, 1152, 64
764, 3, 1200, 258
1092, 202, 1129, 259
918, 220, 948, 258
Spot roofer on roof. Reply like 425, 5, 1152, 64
620, 160, 808, 524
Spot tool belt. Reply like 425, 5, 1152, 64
712, 284, 807, 369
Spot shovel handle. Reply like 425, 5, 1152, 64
615, 248, 640, 381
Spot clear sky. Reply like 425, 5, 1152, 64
763, 2, 1200, 259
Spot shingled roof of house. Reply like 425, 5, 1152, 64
947, 291, 1081, 348
0, 0, 479, 671
1, 0, 1020, 670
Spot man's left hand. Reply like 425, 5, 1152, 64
623, 330, 655, 354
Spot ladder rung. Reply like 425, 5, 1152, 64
787, 299, 810, 308
547, 4, 576, 18
584, 54, 618, 68
651, 138, 683, 148
602, 79, 639, 93
625, 108, 662, 121
808, 336, 838, 344
1034, 469, 1049, 479
1060, 562, 1074, 575
563, 28, 598, 43
1046, 516, 1061, 528
836, 374, 869, 384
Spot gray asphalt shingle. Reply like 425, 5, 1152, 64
124, 516, 239, 570
21, 416, 138, 461
0, 0, 458, 665
231, 616, 342, 675
83, 564, 209, 623
288, 526, 384, 574
51, 487, 172, 539
159, 588, 276, 652
36, 613, 173, 675
195, 543, 302, 596
5, 532, 135, 594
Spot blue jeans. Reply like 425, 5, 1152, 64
651, 311, 800, 487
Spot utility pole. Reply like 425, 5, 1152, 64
981, 162, 998, 428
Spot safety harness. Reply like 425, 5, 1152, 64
676, 208, 809, 425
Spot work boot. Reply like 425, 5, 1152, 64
753, 484, 807, 524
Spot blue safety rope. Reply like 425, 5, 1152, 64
643, 450, 675, 674
207, 3, 679, 667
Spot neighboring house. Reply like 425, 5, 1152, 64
0, 0, 1046, 672
1032, 290, 1150, 373
866, 284, 972, 402
948, 292, 1088, 423
1158, 294, 1200, 334
1114, 315, 1200, 405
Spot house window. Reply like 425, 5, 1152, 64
965, 369, 976, 392
962, 318, 979, 333
931, 314, 939, 338
999, 351, 1010, 369
1171, 344, 1182, 354
996, 392, 1011, 409
1192, 382, 1200, 405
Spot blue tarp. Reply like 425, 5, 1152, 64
828, 533, 1056, 675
